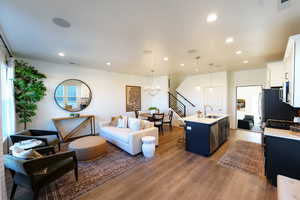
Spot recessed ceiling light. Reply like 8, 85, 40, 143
106, 62, 111, 66
163, 57, 169, 61
225, 37, 234, 44
180, 63, 185, 67
243, 60, 249, 64
207, 13, 218, 23
195, 68, 199, 72
58, 52, 65, 57
236, 50, 242, 55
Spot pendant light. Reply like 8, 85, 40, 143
145, 70, 161, 96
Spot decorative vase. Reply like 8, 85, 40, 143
197, 111, 202, 118
142, 143, 155, 158
142, 137, 155, 158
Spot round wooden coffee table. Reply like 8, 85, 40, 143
69, 136, 107, 161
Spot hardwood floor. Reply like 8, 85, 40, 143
79, 127, 277, 200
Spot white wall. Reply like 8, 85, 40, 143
228, 68, 267, 128
176, 72, 228, 116
236, 86, 262, 125
22, 59, 169, 133
266, 61, 285, 88
169, 74, 186, 93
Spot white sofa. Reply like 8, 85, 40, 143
99, 119, 159, 155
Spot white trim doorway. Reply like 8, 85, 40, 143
236, 85, 263, 133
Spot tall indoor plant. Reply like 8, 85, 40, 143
14, 60, 47, 129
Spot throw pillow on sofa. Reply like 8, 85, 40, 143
110, 115, 122, 126
128, 118, 141, 131
117, 116, 128, 128
142, 120, 154, 129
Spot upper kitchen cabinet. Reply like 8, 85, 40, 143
266, 61, 285, 88
283, 34, 300, 108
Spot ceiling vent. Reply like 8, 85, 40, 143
278, 0, 292, 10
52, 17, 71, 28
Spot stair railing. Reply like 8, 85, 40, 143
168, 92, 186, 117
176, 91, 196, 107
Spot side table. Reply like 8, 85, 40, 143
141, 136, 156, 158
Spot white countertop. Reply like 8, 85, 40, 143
264, 127, 300, 141
278, 175, 300, 200
183, 114, 229, 125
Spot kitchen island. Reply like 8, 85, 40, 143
184, 114, 230, 156
264, 127, 300, 185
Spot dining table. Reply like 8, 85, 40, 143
139, 112, 168, 122
139, 112, 155, 121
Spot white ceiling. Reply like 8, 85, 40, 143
1, 0, 300, 75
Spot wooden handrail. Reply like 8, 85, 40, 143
176, 91, 196, 107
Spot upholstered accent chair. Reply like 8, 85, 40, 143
4, 146, 78, 200
10, 129, 61, 151
238, 115, 254, 130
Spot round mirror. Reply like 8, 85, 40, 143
54, 79, 92, 112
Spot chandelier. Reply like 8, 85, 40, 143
144, 70, 161, 96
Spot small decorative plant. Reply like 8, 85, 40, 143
14, 60, 47, 129
148, 106, 158, 114
148, 107, 158, 111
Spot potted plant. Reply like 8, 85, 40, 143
148, 106, 158, 114
14, 60, 47, 129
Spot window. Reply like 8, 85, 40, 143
0, 57, 15, 140
67, 85, 77, 107
55, 85, 64, 106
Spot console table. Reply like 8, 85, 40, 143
52, 115, 96, 142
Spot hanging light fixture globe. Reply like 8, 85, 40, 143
145, 70, 161, 96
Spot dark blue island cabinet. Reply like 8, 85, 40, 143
265, 135, 300, 186
184, 116, 230, 156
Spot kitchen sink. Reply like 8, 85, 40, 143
205, 115, 220, 119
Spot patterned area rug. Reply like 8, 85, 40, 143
217, 140, 264, 177
2, 142, 148, 200
38, 143, 148, 200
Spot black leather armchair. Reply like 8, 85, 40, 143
238, 115, 254, 130
4, 146, 78, 200
10, 129, 61, 151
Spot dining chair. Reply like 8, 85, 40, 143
134, 110, 139, 118
153, 113, 164, 133
163, 110, 174, 129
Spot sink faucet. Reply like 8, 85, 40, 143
204, 105, 213, 117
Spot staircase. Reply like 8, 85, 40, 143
168, 91, 196, 117
176, 91, 196, 108
168, 92, 186, 117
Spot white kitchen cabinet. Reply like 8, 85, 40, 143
203, 86, 226, 114
266, 61, 285, 88
283, 34, 300, 108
